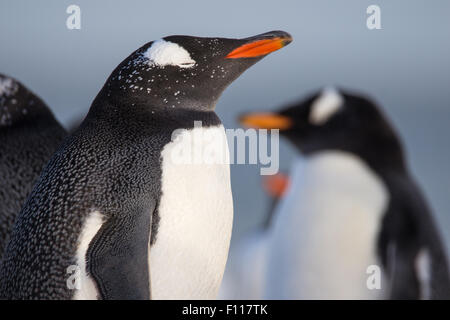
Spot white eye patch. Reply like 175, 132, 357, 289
309, 87, 344, 125
144, 39, 196, 69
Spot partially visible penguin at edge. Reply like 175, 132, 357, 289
0, 73, 67, 258
240, 88, 450, 299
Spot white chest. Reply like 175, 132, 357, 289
149, 125, 234, 299
266, 151, 389, 299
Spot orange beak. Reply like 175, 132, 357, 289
239, 112, 293, 130
226, 32, 292, 59
263, 173, 290, 199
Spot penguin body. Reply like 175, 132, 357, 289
377, 159, 450, 299
267, 152, 387, 299
0, 74, 66, 258
151, 123, 233, 299
0, 32, 292, 299
240, 88, 450, 299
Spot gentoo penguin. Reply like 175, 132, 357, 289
0, 74, 66, 258
240, 88, 450, 299
219, 173, 289, 299
0, 31, 292, 300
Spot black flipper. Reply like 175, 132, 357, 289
386, 241, 421, 299
87, 205, 153, 300
378, 183, 425, 299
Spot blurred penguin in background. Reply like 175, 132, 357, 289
219, 173, 289, 299
0, 74, 66, 258
240, 88, 450, 299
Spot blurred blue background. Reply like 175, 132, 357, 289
1, 0, 449, 256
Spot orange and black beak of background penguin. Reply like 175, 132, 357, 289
238, 94, 318, 151
238, 90, 325, 133
239, 108, 310, 154
239, 108, 301, 151
239, 111, 295, 131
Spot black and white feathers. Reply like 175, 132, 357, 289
240, 88, 450, 299
0, 31, 292, 300
0, 74, 66, 259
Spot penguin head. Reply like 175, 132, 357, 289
101, 31, 292, 111
0, 74, 50, 127
240, 88, 404, 159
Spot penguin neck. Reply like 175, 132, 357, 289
301, 134, 408, 182
94, 87, 218, 115
348, 135, 408, 181
99, 77, 221, 113
88, 92, 222, 130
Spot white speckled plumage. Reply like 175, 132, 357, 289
0, 77, 18, 97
